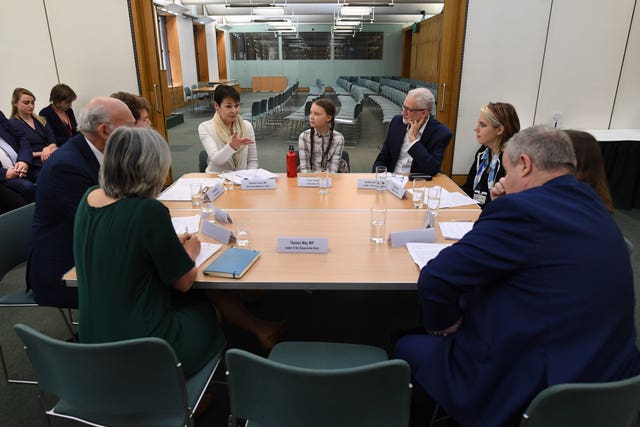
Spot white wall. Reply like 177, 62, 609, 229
452, 0, 551, 173
0, 0, 58, 114
0, 0, 138, 115
177, 15, 198, 89
611, 2, 640, 128
452, 0, 639, 175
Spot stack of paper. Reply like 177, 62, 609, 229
439, 221, 474, 240
158, 177, 221, 201
406, 242, 451, 270
223, 168, 277, 184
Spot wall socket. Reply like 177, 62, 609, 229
551, 112, 563, 129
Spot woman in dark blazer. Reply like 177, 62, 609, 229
38, 83, 78, 147
10, 88, 57, 181
461, 102, 520, 208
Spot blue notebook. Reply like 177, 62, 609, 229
203, 247, 260, 279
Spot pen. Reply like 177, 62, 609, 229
449, 219, 473, 222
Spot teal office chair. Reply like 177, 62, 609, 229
226, 341, 411, 427
14, 323, 226, 427
520, 373, 640, 426
0, 203, 75, 384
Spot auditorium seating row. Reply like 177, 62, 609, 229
242, 82, 299, 136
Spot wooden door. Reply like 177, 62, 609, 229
438, 0, 468, 176
129, 0, 173, 183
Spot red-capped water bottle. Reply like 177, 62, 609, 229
286, 145, 297, 178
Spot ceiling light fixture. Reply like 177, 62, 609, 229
335, 19, 361, 26
163, 1, 189, 15
252, 6, 286, 15
340, 6, 371, 16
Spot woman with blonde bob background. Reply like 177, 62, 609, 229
461, 102, 520, 208
73, 127, 224, 376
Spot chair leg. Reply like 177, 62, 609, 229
0, 343, 37, 385
57, 308, 76, 341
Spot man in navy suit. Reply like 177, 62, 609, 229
0, 110, 35, 202
396, 126, 640, 427
372, 88, 451, 175
27, 97, 134, 308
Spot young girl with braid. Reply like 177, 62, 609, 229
297, 99, 345, 173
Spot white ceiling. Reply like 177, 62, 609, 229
159, 0, 445, 27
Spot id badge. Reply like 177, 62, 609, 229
473, 190, 487, 205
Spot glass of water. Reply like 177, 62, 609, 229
234, 215, 251, 247
370, 208, 387, 244
412, 178, 426, 209
426, 185, 442, 228
375, 166, 387, 191
222, 170, 234, 191
318, 168, 330, 195
189, 183, 203, 208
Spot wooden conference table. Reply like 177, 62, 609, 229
65, 173, 479, 290
167, 173, 480, 290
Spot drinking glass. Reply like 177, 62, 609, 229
370, 208, 387, 244
318, 168, 330, 195
234, 216, 251, 247
412, 178, 426, 209
375, 166, 387, 192
426, 185, 442, 228
189, 183, 203, 208
201, 201, 215, 230
222, 170, 234, 191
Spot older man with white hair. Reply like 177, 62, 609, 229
27, 96, 134, 308
372, 87, 451, 175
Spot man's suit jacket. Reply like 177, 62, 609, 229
27, 132, 100, 308
0, 111, 32, 180
400, 175, 640, 426
372, 115, 452, 175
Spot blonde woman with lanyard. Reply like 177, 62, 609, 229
297, 99, 345, 173
461, 102, 520, 208
198, 84, 258, 173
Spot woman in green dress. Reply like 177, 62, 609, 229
73, 127, 223, 377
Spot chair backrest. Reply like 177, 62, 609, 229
184, 87, 192, 96
520, 374, 640, 427
251, 100, 261, 116
198, 150, 208, 173
14, 323, 191, 426
0, 203, 35, 280
226, 348, 411, 427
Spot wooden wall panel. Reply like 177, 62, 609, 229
410, 14, 443, 83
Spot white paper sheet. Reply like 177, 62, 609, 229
439, 188, 478, 208
171, 215, 201, 234
223, 168, 278, 185
406, 242, 451, 270
158, 177, 222, 201
196, 242, 223, 268
405, 187, 477, 208
439, 221, 474, 240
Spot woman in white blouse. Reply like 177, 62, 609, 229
198, 85, 258, 173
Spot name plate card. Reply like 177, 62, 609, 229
297, 177, 333, 188
240, 179, 276, 190
277, 237, 329, 253
386, 181, 406, 199
205, 183, 224, 201
357, 178, 378, 189
202, 221, 234, 245
388, 228, 436, 248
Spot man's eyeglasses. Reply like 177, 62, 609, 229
402, 105, 427, 113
